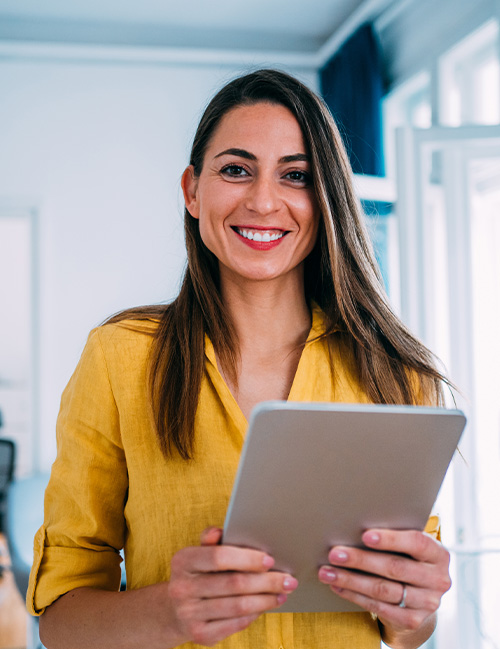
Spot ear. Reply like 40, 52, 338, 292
181, 165, 199, 219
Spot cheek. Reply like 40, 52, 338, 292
196, 185, 243, 239
301, 202, 320, 237
197, 217, 217, 254
196, 211, 229, 260
306, 222, 320, 254
302, 210, 321, 256
293, 192, 319, 224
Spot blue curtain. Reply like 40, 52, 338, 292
320, 23, 385, 177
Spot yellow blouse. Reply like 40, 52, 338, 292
28, 305, 390, 647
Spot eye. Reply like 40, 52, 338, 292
220, 164, 250, 178
284, 170, 312, 185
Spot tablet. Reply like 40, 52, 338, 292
222, 401, 466, 613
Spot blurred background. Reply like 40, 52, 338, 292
0, 0, 499, 647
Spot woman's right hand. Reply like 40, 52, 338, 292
39, 528, 297, 649
167, 527, 298, 646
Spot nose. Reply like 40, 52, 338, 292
244, 174, 281, 216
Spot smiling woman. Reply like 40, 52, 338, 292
29, 69, 452, 649
182, 102, 319, 290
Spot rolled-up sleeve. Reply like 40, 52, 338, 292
27, 328, 128, 615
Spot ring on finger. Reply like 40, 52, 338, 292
398, 584, 408, 608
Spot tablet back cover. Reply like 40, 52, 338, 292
223, 402, 466, 613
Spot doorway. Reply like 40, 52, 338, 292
0, 206, 38, 476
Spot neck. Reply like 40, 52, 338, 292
220, 271, 312, 356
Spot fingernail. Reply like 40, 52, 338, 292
263, 555, 275, 568
329, 550, 349, 563
364, 532, 380, 545
283, 577, 298, 591
319, 568, 337, 583
277, 593, 288, 605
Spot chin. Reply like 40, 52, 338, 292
232, 265, 298, 284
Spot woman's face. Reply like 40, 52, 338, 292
182, 102, 320, 287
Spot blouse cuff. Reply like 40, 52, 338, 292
27, 525, 123, 616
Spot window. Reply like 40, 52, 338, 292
383, 71, 431, 181
383, 17, 500, 649
439, 19, 500, 126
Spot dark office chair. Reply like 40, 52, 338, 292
0, 438, 16, 534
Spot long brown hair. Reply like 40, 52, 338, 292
107, 69, 446, 459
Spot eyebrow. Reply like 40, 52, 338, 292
214, 148, 310, 164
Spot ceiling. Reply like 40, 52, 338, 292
0, 0, 403, 57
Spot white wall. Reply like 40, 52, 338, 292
0, 56, 316, 470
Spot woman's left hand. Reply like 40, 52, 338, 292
318, 529, 451, 646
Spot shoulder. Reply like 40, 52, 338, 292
94, 318, 160, 345
406, 368, 441, 406
80, 319, 160, 378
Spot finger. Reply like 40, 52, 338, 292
324, 583, 429, 631
192, 592, 288, 622
171, 545, 275, 576
361, 529, 449, 565
179, 571, 298, 599
327, 545, 439, 589
200, 527, 223, 546
319, 565, 404, 605
318, 566, 441, 611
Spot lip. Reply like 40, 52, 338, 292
233, 225, 286, 231
231, 225, 289, 250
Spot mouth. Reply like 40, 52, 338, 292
231, 226, 288, 242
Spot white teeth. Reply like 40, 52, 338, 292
236, 228, 284, 242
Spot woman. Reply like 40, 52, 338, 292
29, 69, 451, 649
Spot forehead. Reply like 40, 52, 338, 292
206, 102, 307, 155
